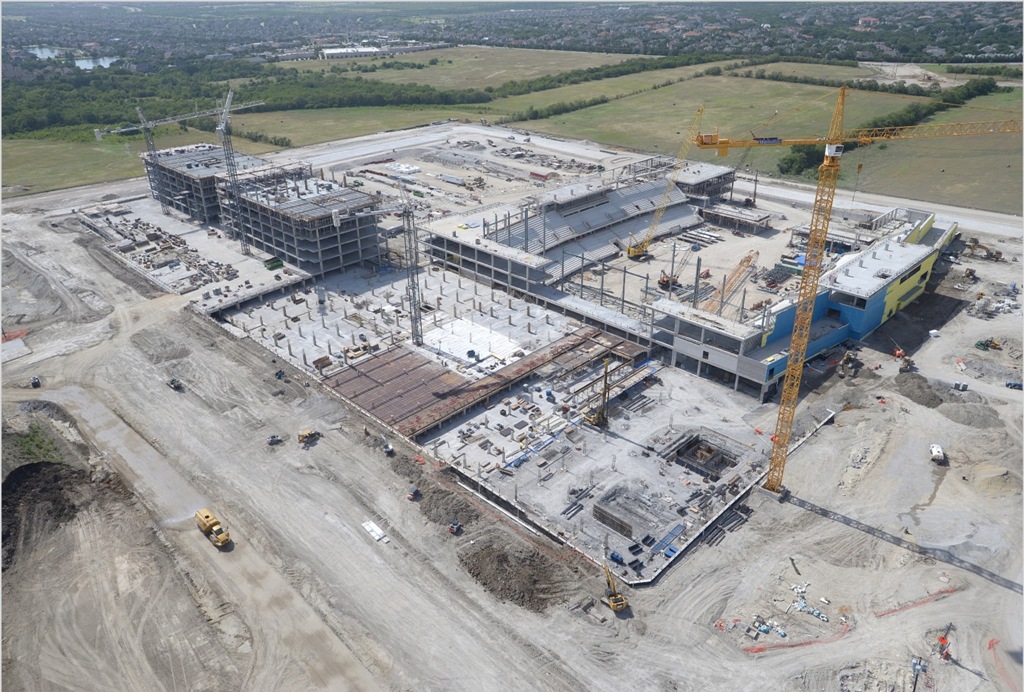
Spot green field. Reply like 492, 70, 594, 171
731, 61, 877, 80
836, 89, 1023, 215
523, 76, 928, 160
275, 46, 642, 90
487, 60, 736, 115
230, 106, 483, 147
1, 131, 277, 198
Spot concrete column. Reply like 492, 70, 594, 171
490, 307, 495, 318
527, 323, 534, 334
336, 324, 341, 336
312, 333, 318, 347
328, 342, 333, 355
288, 341, 293, 356
526, 306, 532, 318
508, 316, 513, 326
298, 325, 303, 337
545, 315, 551, 325
303, 351, 308, 366
321, 316, 326, 328
283, 306, 289, 318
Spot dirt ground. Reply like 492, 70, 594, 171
2, 177, 1021, 691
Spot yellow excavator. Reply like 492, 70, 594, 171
603, 563, 628, 612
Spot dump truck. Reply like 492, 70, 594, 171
167, 378, 184, 391
298, 429, 320, 445
195, 508, 231, 548
930, 444, 945, 464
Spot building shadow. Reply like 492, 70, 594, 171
783, 493, 1022, 596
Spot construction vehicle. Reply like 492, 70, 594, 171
937, 623, 954, 660
626, 108, 704, 259
267, 434, 283, 445
448, 518, 463, 535
898, 356, 915, 373
30, 375, 41, 388
1006, 381, 1023, 390
407, 486, 420, 501
836, 351, 854, 379
975, 338, 1001, 351
298, 429, 321, 446
696, 86, 1022, 494
603, 563, 629, 612
965, 237, 1003, 261
381, 435, 395, 456
658, 270, 680, 290
929, 444, 945, 463
964, 267, 977, 282
195, 508, 231, 548
167, 378, 184, 391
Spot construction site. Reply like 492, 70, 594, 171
3, 95, 1023, 691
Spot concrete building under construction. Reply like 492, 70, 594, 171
141, 143, 270, 223
218, 163, 380, 275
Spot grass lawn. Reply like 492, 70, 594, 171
275, 46, 643, 90
2, 131, 277, 199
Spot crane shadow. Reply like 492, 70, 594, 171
782, 493, 1023, 596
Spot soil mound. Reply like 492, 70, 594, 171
937, 402, 1002, 429
893, 373, 944, 408
2, 462, 89, 571
459, 528, 584, 612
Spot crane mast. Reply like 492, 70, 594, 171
763, 89, 846, 493
217, 90, 249, 255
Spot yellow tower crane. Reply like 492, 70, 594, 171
695, 86, 1021, 493
626, 107, 704, 259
